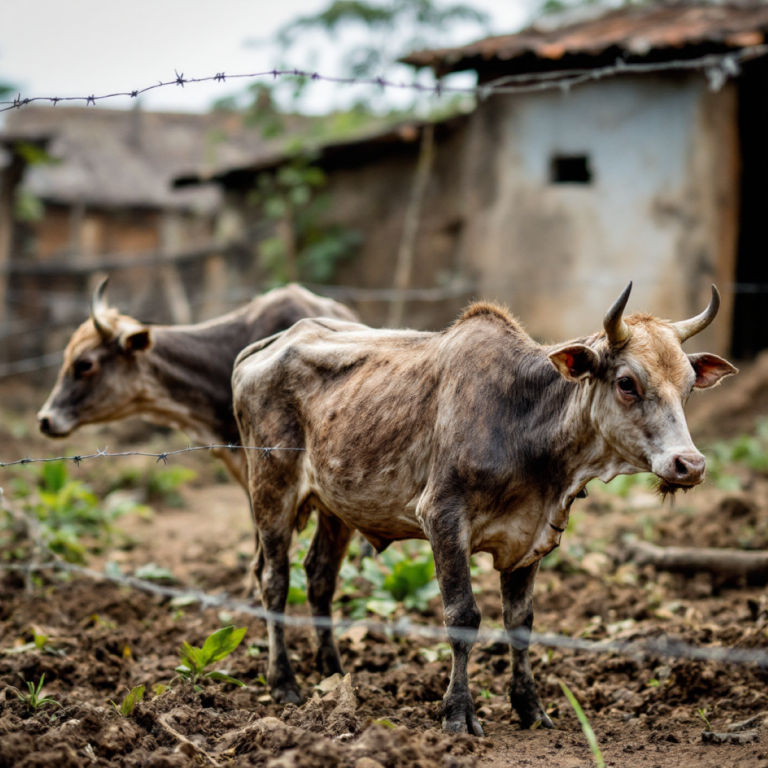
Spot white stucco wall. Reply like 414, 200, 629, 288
460, 74, 738, 354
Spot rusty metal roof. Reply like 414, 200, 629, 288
402, 2, 768, 77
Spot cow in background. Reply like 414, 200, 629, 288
37, 279, 358, 487
232, 283, 736, 735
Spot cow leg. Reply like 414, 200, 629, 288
304, 513, 352, 677
500, 563, 553, 729
429, 521, 483, 737
258, 524, 302, 705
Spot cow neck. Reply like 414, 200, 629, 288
555, 372, 640, 506
139, 321, 249, 446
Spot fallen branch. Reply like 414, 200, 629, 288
626, 540, 768, 579
702, 729, 759, 744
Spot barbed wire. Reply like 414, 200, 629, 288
1, 44, 765, 116
0, 444, 304, 469
1, 475, 768, 668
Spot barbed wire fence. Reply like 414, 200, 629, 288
2, 44, 768, 674
1, 445, 768, 669
2, 44, 767, 377
1, 44, 765, 113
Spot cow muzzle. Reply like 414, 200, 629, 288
37, 410, 75, 438
653, 450, 706, 489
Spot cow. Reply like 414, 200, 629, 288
37, 279, 358, 488
232, 282, 736, 735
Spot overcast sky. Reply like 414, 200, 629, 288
0, 0, 532, 116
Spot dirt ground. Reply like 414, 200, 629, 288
2, 369, 768, 767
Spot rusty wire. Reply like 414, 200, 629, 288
1, 44, 765, 114
1, 474, 768, 667
0, 444, 303, 469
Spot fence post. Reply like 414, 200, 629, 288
0, 149, 25, 341
160, 212, 193, 324
387, 123, 435, 329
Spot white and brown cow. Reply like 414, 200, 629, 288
38, 279, 358, 487
232, 282, 736, 734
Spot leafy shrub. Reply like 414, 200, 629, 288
11, 462, 145, 563
340, 543, 441, 618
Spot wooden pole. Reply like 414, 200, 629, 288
387, 123, 435, 329
160, 212, 193, 324
0, 151, 25, 335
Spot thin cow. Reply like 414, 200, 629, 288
38, 279, 357, 487
232, 283, 736, 735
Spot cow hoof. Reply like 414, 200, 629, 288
271, 684, 302, 705
511, 685, 554, 729
315, 648, 344, 678
442, 713, 484, 737
442, 715, 484, 737
520, 711, 554, 730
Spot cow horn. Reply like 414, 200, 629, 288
603, 282, 632, 347
90, 277, 112, 339
673, 285, 720, 343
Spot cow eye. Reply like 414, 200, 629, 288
73, 359, 94, 378
617, 377, 638, 398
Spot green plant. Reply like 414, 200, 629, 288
110, 685, 145, 717
14, 461, 141, 563
250, 154, 362, 285
703, 418, 768, 490
419, 642, 451, 663
175, 626, 247, 691
559, 680, 604, 768
17, 674, 60, 712
343, 543, 441, 618
144, 466, 197, 507
697, 707, 712, 731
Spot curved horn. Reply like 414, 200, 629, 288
674, 285, 720, 343
603, 281, 632, 347
90, 277, 112, 339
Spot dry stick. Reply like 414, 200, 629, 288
387, 122, 435, 329
627, 540, 768, 579
157, 711, 222, 767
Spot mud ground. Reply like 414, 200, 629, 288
2, 370, 768, 767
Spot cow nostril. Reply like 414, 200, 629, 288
675, 457, 688, 477
39, 416, 51, 434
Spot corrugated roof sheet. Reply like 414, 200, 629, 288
402, 1, 768, 77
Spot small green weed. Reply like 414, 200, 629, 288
3, 462, 146, 564
697, 707, 712, 731
110, 685, 145, 717
704, 418, 768, 490
175, 626, 247, 691
559, 681, 604, 768
419, 642, 452, 663
17, 674, 60, 712
144, 466, 197, 507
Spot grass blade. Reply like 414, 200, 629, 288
559, 680, 605, 768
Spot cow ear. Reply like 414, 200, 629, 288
548, 344, 600, 383
119, 325, 153, 355
688, 353, 738, 389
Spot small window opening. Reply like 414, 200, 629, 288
550, 155, 592, 184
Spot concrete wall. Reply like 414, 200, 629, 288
458, 74, 739, 355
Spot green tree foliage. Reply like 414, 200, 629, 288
249, 153, 361, 284
277, 0, 489, 82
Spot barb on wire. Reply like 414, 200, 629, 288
6, 552, 768, 669
2, 496, 768, 670
1, 45, 766, 114
0, 443, 304, 469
